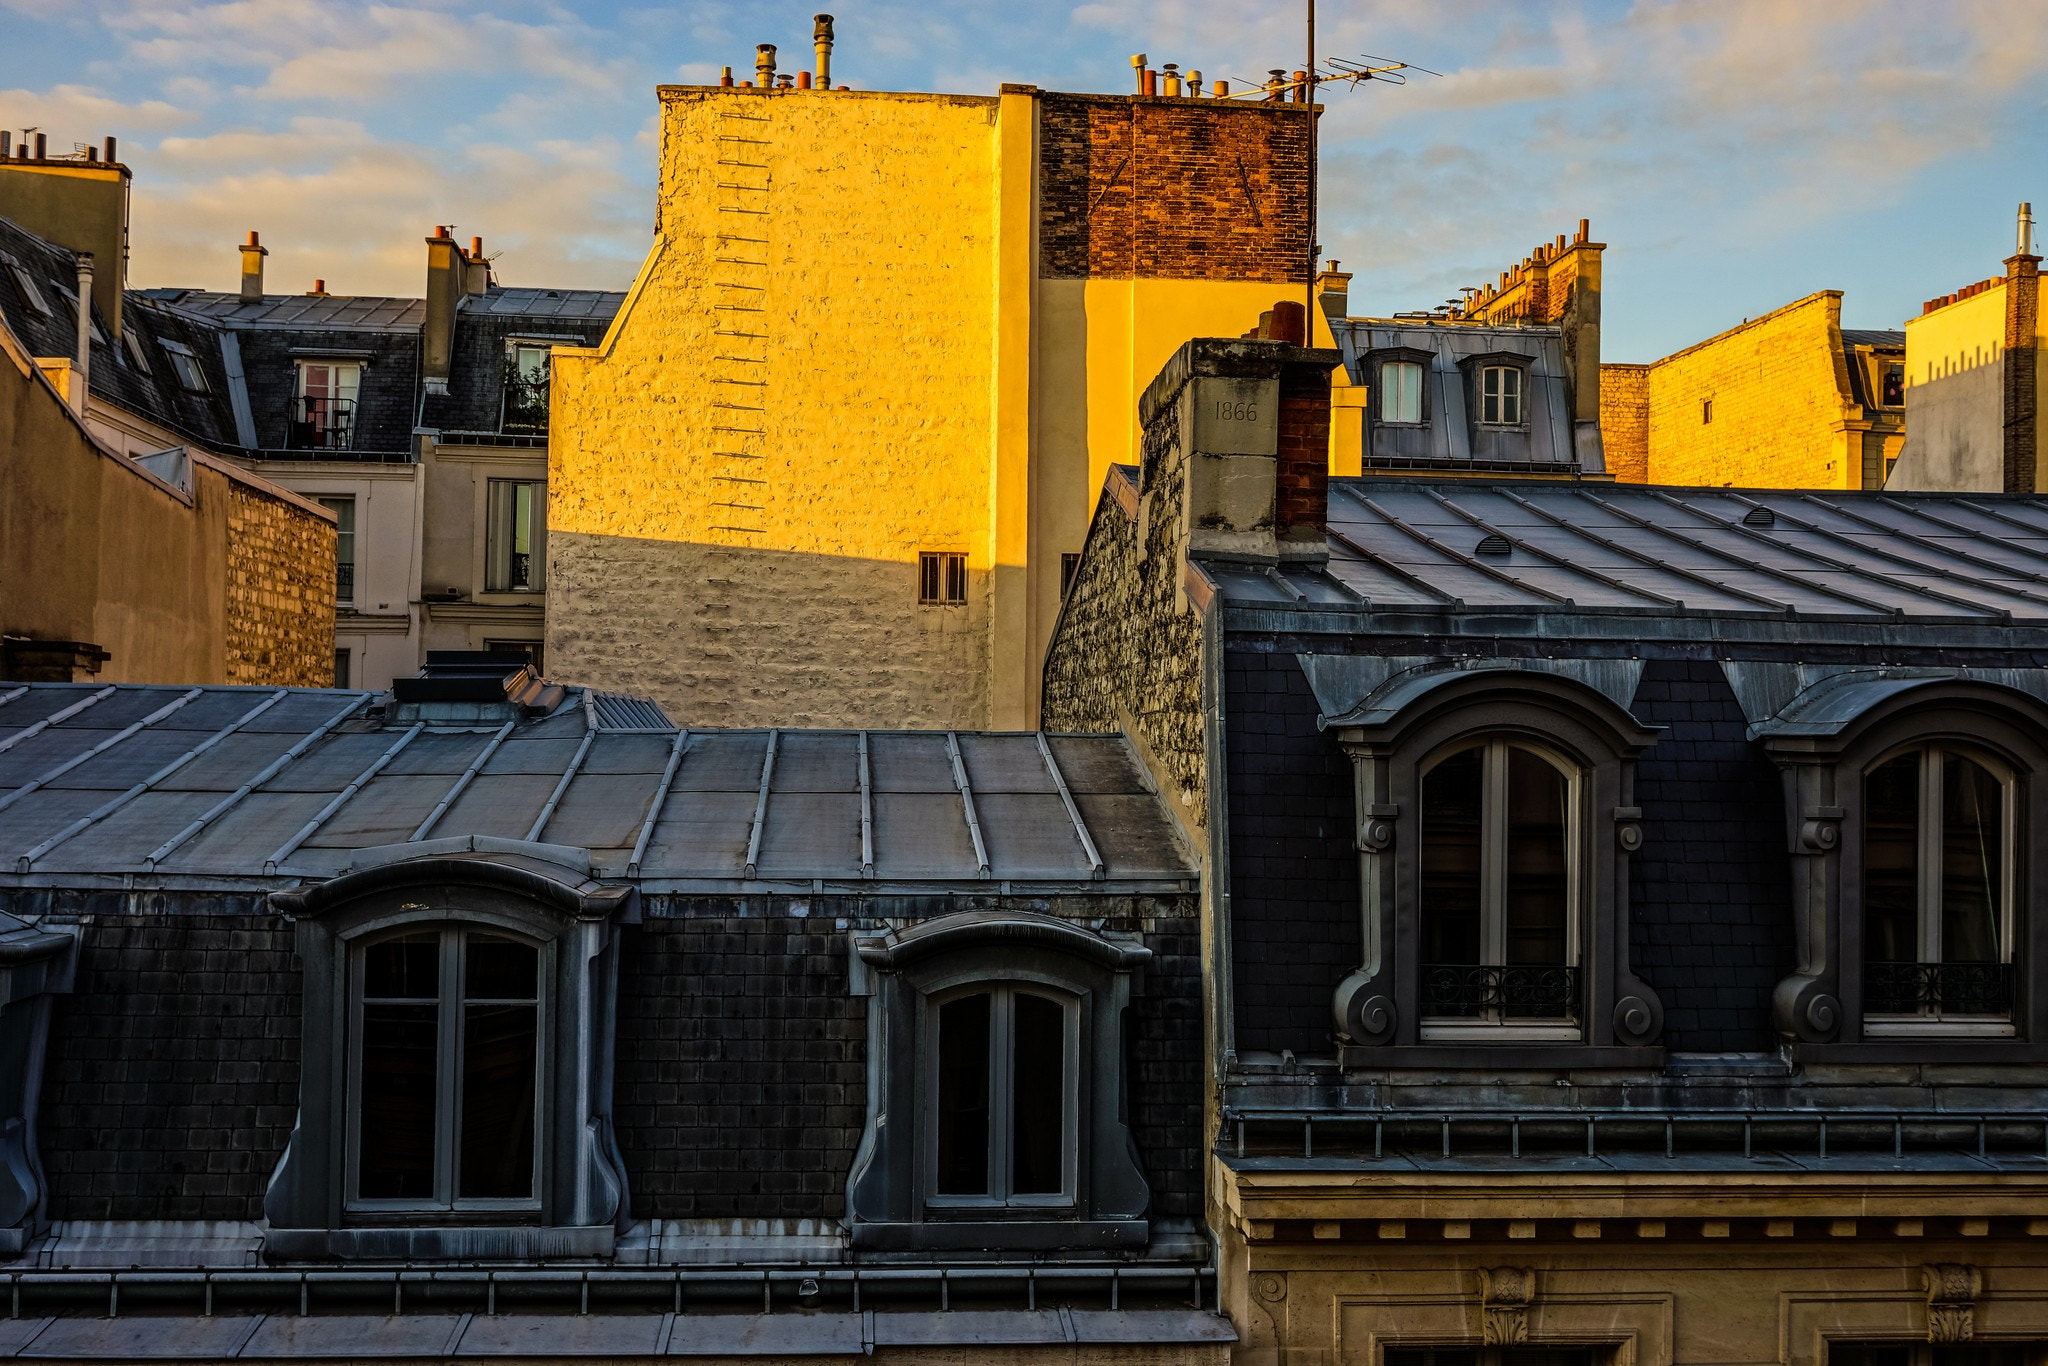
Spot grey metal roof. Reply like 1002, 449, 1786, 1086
1840, 328, 1905, 349
1198, 478, 2048, 627
0, 684, 1191, 892
467, 286, 626, 319
138, 288, 425, 330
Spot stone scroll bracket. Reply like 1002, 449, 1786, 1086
1479, 1266, 1535, 1346
1923, 1263, 1982, 1343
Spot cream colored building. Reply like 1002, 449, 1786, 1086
548, 65, 1316, 728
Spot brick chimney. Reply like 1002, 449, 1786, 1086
2005, 201, 2041, 493
423, 225, 463, 391
239, 230, 267, 303
1135, 331, 1340, 571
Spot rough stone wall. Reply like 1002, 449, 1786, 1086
1643, 292, 1855, 488
2003, 254, 2040, 492
1040, 454, 1206, 830
1601, 363, 1651, 483
548, 88, 1001, 728
37, 909, 300, 1222
1038, 95, 1310, 283
223, 473, 335, 686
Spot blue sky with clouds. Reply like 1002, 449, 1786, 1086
2, 0, 2043, 361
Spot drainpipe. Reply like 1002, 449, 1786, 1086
71, 253, 92, 414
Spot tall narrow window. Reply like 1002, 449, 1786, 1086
486, 480, 543, 592
1863, 747, 2013, 1029
919, 552, 968, 605
502, 343, 551, 433
318, 496, 356, 603
929, 986, 1073, 1205
292, 361, 361, 450
1479, 365, 1523, 426
1418, 740, 1578, 1035
350, 927, 541, 1211
1380, 360, 1424, 423
332, 647, 351, 689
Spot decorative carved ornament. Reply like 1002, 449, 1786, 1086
1478, 1266, 1534, 1345
1923, 1263, 1982, 1343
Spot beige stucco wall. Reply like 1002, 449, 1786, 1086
253, 460, 420, 690
1893, 283, 2017, 491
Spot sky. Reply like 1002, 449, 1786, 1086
2, 0, 2043, 362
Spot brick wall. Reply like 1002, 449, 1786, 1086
2004, 254, 2040, 492
223, 475, 336, 687
38, 911, 300, 1222
1275, 363, 1330, 543
1601, 363, 1651, 483
1038, 95, 1311, 283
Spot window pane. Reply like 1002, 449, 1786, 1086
1010, 992, 1065, 1196
459, 1001, 537, 1200
364, 932, 437, 999
1941, 754, 2002, 963
935, 993, 991, 1196
359, 1002, 438, 1199
467, 933, 538, 1001
1504, 746, 1569, 968
1863, 753, 1920, 965
1420, 747, 1484, 968
1384, 361, 1422, 423
512, 483, 534, 590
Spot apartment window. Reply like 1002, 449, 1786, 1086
1882, 364, 1905, 407
1862, 746, 2014, 1032
848, 911, 1152, 1251
1059, 553, 1082, 599
919, 551, 967, 605
1702, 398, 1714, 424
486, 480, 544, 593
1386, 1351, 1595, 1366
1380, 360, 1425, 424
292, 360, 361, 451
332, 648, 351, 689
1478, 364, 1523, 426
349, 928, 541, 1210
930, 986, 1076, 1206
3, 260, 50, 318
122, 326, 152, 374
502, 343, 551, 434
318, 497, 356, 603
159, 339, 208, 393
1419, 739, 1579, 1038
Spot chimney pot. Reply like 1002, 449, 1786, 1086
756, 43, 777, 87
2020, 201, 2036, 258
310, 278, 326, 295
814, 14, 834, 88
1266, 69, 1286, 101
1187, 69, 1203, 97
1213, 79, 1228, 97
470, 236, 483, 258
434, 224, 450, 239
1131, 54, 1147, 93
1162, 64, 1181, 97
103, 135, 116, 162
1142, 68, 1157, 97
86, 146, 97, 162
798, 71, 812, 89
1577, 217, 1590, 242
1271, 299, 1306, 345
33, 132, 47, 159
0, 133, 9, 157
720, 65, 734, 87
1292, 70, 1309, 102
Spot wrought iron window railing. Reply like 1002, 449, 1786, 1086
335, 560, 355, 603
501, 373, 550, 435
1865, 961, 2014, 1016
286, 395, 358, 451
1421, 963, 1580, 1020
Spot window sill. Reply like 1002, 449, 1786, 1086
265, 1223, 615, 1262
1420, 1022, 1584, 1043
1336, 1043, 1664, 1071
1862, 1016, 2017, 1039
850, 1217, 1147, 1253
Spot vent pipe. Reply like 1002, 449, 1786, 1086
0, 133, 9, 158
103, 136, 116, 163
2021, 202, 2036, 258
71, 252, 92, 413
813, 15, 834, 89
1130, 54, 1146, 93
33, 132, 46, 159
239, 230, 267, 303
755, 44, 776, 88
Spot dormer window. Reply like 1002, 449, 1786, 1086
502, 342, 551, 434
292, 360, 361, 450
1478, 364, 1523, 426
159, 339, 208, 393
1380, 360, 1424, 423
3, 259, 50, 318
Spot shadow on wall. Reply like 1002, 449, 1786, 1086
1890, 352, 2004, 491
544, 531, 995, 730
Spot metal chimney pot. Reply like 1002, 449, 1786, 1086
2022, 202, 2036, 258
813, 15, 833, 89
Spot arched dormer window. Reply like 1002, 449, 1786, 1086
847, 910, 1150, 1251
1325, 666, 1666, 1065
265, 837, 637, 1260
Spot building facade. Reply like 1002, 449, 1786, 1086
1889, 204, 2043, 493
546, 46, 1316, 731
1045, 334, 2048, 1366
1599, 291, 1904, 489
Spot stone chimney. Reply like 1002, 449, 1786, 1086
239, 230, 267, 303
1316, 260, 1352, 328
0, 135, 131, 337
1135, 332, 1340, 571
2005, 201, 2041, 493
465, 236, 490, 296
423, 225, 464, 391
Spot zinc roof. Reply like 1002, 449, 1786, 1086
139, 289, 425, 330
1199, 477, 2048, 626
0, 685, 1191, 893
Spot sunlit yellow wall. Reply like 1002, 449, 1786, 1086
548, 88, 1007, 729
1642, 292, 1858, 489
1894, 284, 2013, 491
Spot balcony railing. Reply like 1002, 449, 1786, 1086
1866, 961, 2014, 1016
286, 395, 357, 451
1421, 963, 1580, 1020
501, 374, 550, 435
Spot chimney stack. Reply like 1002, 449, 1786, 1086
2021, 202, 2037, 259
423, 226, 463, 389
755, 44, 777, 88
465, 236, 490, 295
103, 136, 116, 163
71, 252, 92, 413
32, 133, 46, 160
239, 230, 267, 303
813, 15, 834, 89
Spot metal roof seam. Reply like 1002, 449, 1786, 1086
626, 729, 689, 878
0, 687, 26, 712
1038, 734, 1104, 880
1420, 486, 1682, 610
1351, 490, 1575, 606
742, 730, 779, 881
0, 685, 115, 758
0, 687, 203, 817
1933, 495, 2048, 542
13, 688, 290, 872
525, 728, 597, 845
1855, 498, 2048, 587
947, 732, 991, 876
857, 732, 875, 879
1749, 493, 2045, 616
410, 720, 516, 843
1493, 487, 1788, 614
143, 693, 371, 869
1322, 522, 1459, 607
262, 723, 424, 874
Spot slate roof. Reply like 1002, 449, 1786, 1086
0, 684, 1193, 892
1839, 328, 1905, 349
1193, 476, 2048, 627
137, 288, 425, 330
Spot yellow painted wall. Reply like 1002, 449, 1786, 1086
1642, 292, 1859, 488
548, 88, 1006, 729
1893, 283, 2019, 491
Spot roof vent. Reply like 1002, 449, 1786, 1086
1475, 533, 1512, 557
1742, 506, 1776, 528
389, 651, 566, 723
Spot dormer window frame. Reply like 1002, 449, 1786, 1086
158, 338, 209, 394
1460, 351, 1535, 431
1363, 347, 1433, 429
